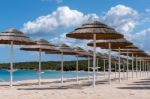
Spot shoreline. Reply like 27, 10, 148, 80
0, 72, 149, 99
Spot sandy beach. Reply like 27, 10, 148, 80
0, 72, 150, 99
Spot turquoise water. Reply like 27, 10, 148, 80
0, 69, 90, 82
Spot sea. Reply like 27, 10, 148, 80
0, 69, 90, 82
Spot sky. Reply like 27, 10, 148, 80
0, 0, 150, 63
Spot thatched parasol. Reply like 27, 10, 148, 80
88, 38, 132, 49
0, 28, 34, 88
113, 45, 139, 80
87, 38, 132, 83
20, 39, 58, 86
66, 21, 123, 87
121, 51, 147, 79
46, 44, 76, 85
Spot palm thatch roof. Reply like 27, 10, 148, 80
0, 28, 34, 45
87, 38, 132, 49
20, 39, 57, 51
66, 21, 123, 40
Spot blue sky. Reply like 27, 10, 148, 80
0, 0, 150, 63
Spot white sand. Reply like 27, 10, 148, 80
0, 72, 150, 99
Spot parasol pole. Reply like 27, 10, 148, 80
118, 47, 121, 82
132, 53, 134, 80
143, 60, 145, 76
103, 59, 106, 78
126, 50, 129, 80
38, 48, 42, 86
140, 57, 142, 77
137, 58, 140, 76
97, 58, 99, 72
142, 60, 144, 77
76, 55, 79, 83
123, 63, 125, 80
61, 52, 64, 85
148, 62, 150, 76
108, 42, 111, 84
136, 55, 138, 78
146, 61, 147, 76
115, 62, 117, 79
145, 60, 146, 76
10, 41, 14, 88
93, 34, 96, 87
88, 56, 90, 80
147, 61, 148, 76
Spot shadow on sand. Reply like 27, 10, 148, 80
0, 78, 118, 90
118, 78, 150, 90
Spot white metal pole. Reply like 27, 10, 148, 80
132, 53, 134, 80
138, 58, 140, 77
145, 61, 147, 76
123, 64, 125, 79
61, 52, 64, 85
104, 59, 106, 78
108, 42, 111, 84
148, 62, 149, 76
97, 58, 99, 72
93, 34, 96, 87
140, 58, 142, 77
76, 55, 79, 83
136, 55, 138, 78
88, 56, 90, 80
146, 61, 147, 76
118, 47, 121, 82
147, 62, 148, 76
142, 60, 144, 77
143, 60, 145, 76
145, 61, 146, 76
126, 50, 129, 80
10, 41, 14, 88
115, 62, 117, 79
38, 48, 42, 86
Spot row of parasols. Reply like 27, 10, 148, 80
0, 21, 149, 88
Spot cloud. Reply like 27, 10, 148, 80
21, 5, 148, 54
50, 33, 108, 54
46, 5, 141, 54
132, 28, 150, 52
21, 6, 98, 34
145, 8, 150, 13
50, 32, 89, 48
21, 5, 139, 38
102, 5, 139, 38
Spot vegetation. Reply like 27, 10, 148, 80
0, 60, 136, 71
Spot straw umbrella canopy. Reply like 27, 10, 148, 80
74, 47, 91, 57
46, 44, 76, 85
66, 21, 123, 87
88, 38, 132, 49
87, 38, 132, 83
0, 28, 34, 88
20, 39, 58, 86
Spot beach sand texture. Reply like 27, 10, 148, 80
0, 72, 150, 99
